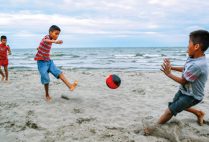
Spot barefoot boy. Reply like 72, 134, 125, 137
144, 30, 209, 135
0, 35, 11, 81
34, 25, 78, 101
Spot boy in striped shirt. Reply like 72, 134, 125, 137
35, 25, 78, 101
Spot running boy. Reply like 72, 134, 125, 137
145, 30, 209, 135
0, 35, 11, 81
35, 25, 78, 101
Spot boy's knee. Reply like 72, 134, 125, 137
58, 72, 63, 78
41, 78, 50, 84
50, 68, 62, 79
165, 108, 173, 116
41, 73, 50, 84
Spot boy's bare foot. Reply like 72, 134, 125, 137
144, 127, 154, 136
45, 95, 52, 102
197, 111, 205, 126
70, 80, 78, 91
1, 76, 5, 81
143, 120, 159, 136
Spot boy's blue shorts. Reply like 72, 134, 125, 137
37, 60, 62, 84
168, 91, 201, 116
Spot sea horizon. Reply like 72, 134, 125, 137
8, 47, 209, 71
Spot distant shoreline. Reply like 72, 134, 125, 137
12, 47, 186, 50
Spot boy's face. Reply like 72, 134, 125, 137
49, 30, 60, 40
1, 39, 7, 45
187, 39, 200, 57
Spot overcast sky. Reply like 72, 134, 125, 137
0, 0, 209, 48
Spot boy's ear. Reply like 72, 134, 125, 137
194, 44, 200, 50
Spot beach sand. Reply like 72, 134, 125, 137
0, 69, 209, 142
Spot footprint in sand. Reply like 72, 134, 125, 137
203, 120, 209, 125
73, 108, 82, 114
132, 88, 146, 95
24, 110, 41, 130
76, 117, 96, 124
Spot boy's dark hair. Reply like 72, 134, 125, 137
190, 30, 209, 52
49, 25, 61, 32
1, 35, 7, 41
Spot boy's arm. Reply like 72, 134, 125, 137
43, 39, 63, 44
171, 66, 184, 72
166, 73, 187, 85
8, 45, 12, 55
164, 59, 184, 72
161, 60, 187, 85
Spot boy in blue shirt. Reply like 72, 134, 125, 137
145, 30, 209, 135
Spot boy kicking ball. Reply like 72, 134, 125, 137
34, 25, 78, 101
144, 30, 209, 135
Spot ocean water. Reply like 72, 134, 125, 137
8, 47, 209, 71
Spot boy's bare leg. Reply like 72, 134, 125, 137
44, 84, 51, 101
157, 108, 173, 124
0, 67, 5, 81
144, 108, 173, 135
186, 107, 205, 126
4, 66, 8, 81
59, 73, 78, 91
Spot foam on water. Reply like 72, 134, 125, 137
8, 47, 209, 71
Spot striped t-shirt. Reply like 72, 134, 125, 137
34, 35, 52, 61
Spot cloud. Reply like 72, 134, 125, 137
148, 0, 178, 7
0, 0, 209, 48
0, 12, 160, 36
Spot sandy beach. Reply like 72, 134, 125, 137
0, 69, 209, 142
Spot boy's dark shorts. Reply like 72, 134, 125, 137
168, 91, 202, 116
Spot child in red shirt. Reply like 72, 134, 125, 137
0, 35, 11, 81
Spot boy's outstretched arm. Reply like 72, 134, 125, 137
43, 39, 63, 44
171, 67, 184, 72
166, 73, 187, 85
161, 60, 187, 85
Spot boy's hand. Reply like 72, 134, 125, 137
55, 40, 63, 44
161, 59, 171, 76
164, 58, 171, 66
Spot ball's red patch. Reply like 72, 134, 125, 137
106, 74, 121, 89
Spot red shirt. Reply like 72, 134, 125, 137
34, 35, 52, 61
0, 43, 10, 60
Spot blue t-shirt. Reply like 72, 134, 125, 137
179, 56, 208, 100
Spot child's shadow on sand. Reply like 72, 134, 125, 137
50, 95, 83, 104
